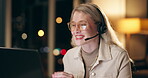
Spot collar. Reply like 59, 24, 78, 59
97, 38, 112, 61
73, 38, 112, 61
73, 46, 82, 59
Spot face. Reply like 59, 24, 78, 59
69, 11, 98, 46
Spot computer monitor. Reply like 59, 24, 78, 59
0, 47, 45, 78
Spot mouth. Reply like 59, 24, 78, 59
75, 35, 85, 40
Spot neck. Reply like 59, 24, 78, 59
82, 37, 100, 53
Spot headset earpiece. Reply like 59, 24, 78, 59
96, 21, 107, 34
91, 5, 107, 34
99, 24, 107, 34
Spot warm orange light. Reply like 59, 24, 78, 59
117, 18, 141, 34
141, 19, 148, 30
56, 17, 63, 24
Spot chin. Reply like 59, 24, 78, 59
75, 41, 86, 46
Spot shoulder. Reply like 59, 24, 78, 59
109, 44, 129, 59
109, 44, 131, 66
66, 46, 81, 55
63, 46, 81, 59
110, 44, 126, 53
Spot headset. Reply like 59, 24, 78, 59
92, 4, 107, 34
85, 4, 107, 41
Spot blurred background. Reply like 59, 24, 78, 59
0, 0, 148, 78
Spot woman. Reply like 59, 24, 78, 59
52, 3, 132, 78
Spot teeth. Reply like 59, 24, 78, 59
76, 36, 83, 38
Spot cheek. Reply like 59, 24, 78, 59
86, 28, 98, 35
71, 31, 74, 35
88, 26, 98, 34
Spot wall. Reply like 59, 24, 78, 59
126, 0, 148, 61
92, 0, 148, 60
126, 0, 147, 18
92, 0, 126, 27
92, 0, 126, 47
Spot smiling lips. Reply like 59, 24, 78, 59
75, 35, 85, 40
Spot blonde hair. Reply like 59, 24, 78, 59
70, 3, 123, 49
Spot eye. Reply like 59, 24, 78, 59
70, 23, 76, 27
81, 25, 86, 30
80, 24, 87, 30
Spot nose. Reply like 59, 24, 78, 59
73, 25, 81, 33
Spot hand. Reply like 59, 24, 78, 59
52, 72, 74, 78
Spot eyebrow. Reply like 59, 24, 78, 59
70, 20, 88, 23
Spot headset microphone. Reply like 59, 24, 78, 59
85, 34, 99, 41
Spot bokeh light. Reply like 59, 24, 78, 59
40, 47, 50, 53
21, 33, 27, 40
57, 58, 63, 65
38, 30, 44, 37
56, 17, 63, 24
60, 49, 67, 55
43, 47, 50, 53
53, 48, 61, 56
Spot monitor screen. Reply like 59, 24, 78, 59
0, 48, 45, 78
